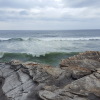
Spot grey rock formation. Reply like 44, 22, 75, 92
0, 51, 100, 100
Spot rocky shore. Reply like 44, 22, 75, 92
0, 51, 100, 100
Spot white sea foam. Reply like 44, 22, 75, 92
0, 37, 100, 57
0, 38, 11, 41
0, 37, 100, 41
39, 37, 100, 41
0, 30, 100, 58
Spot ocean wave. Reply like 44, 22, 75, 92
0, 38, 24, 42
0, 37, 100, 42
0, 52, 79, 59
0, 52, 79, 66
0, 36, 99, 56
0, 38, 11, 41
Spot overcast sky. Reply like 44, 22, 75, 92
0, 0, 100, 30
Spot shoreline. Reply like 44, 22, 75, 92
0, 51, 100, 100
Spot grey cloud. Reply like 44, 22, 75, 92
0, 0, 34, 8
62, 0, 100, 8
0, 7, 100, 22
0, 0, 100, 28
0, 0, 59, 9
0, 0, 99, 9
19, 11, 29, 15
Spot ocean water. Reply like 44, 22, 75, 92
0, 30, 100, 66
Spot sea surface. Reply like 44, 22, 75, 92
0, 30, 100, 66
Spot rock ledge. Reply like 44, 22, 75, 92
0, 51, 100, 100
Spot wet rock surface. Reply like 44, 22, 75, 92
0, 51, 100, 100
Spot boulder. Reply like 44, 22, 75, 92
39, 71, 100, 100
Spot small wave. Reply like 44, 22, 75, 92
43, 37, 100, 41
0, 37, 43, 42
0, 37, 100, 42
0, 38, 24, 42
8, 38, 24, 41
0, 38, 11, 41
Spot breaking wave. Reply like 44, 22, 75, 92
0, 52, 79, 66
0, 37, 100, 57
0, 37, 100, 42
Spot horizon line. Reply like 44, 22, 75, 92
0, 29, 100, 31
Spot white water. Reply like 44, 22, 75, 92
0, 37, 100, 41
0, 29, 100, 57
0, 37, 100, 57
